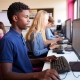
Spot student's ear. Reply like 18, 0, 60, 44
12, 15, 18, 22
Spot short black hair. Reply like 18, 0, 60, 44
7, 2, 30, 24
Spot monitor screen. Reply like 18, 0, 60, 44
65, 19, 72, 43
56, 25, 62, 31
72, 19, 80, 59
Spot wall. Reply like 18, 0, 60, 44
67, 0, 76, 21
74, 0, 77, 19
0, 0, 67, 37
0, 0, 67, 24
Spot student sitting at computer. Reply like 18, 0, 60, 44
45, 16, 59, 40
0, 2, 60, 80
0, 22, 6, 35
0, 29, 4, 39
25, 10, 59, 58
0, 29, 4, 80
0, 22, 5, 79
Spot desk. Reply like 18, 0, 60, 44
42, 45, 80, 80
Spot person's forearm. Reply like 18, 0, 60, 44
47, 36, 55, 40
30, 58, 44, 65
44, 39, 55, 45
2, 71, 39, 80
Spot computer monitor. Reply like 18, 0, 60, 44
65, 19, 72, 44
72, 19, 80, 59
61, 22, 66, 37
56, 25, 62, 32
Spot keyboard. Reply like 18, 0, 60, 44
64, 46, 73, 51
53, 45, 63, 52
50, 56, 70, 73
57, 40, 69, 44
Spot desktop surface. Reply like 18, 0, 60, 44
42, 50, 80, 80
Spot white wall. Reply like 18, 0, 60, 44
74, 0, 77, 19
0, 0, 67, 24
0, 0, 67, 37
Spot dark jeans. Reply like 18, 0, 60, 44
28, 52, 47, 59
28, 52, 47, 72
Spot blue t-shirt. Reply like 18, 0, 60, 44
0, 27, 33, 73
26, 32, 49, 56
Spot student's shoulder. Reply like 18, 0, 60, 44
31, 32, 41, 36
1, 32, 15, 42
45, 28, 51, 31
32, 32, 41, 39
37, 32, 42, 36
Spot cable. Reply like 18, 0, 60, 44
70, 59, 80, 78
59, 61, 80, 80
72, 71, 80, 78
60, 72, 68, 80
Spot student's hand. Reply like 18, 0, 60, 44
42, 55, 58, 62
51, 41, 57, 45
54, 31, 59, 35
55, 35, 59, 38
49, 44, 59, 50
54, 37, 63, 42
59, 37, 63, 41
38, 69, 60, 80
54, 38, 60, 42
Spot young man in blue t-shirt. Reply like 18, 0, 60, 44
0, 2, 60, 80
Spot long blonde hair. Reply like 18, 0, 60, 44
25, 10, 48, 41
